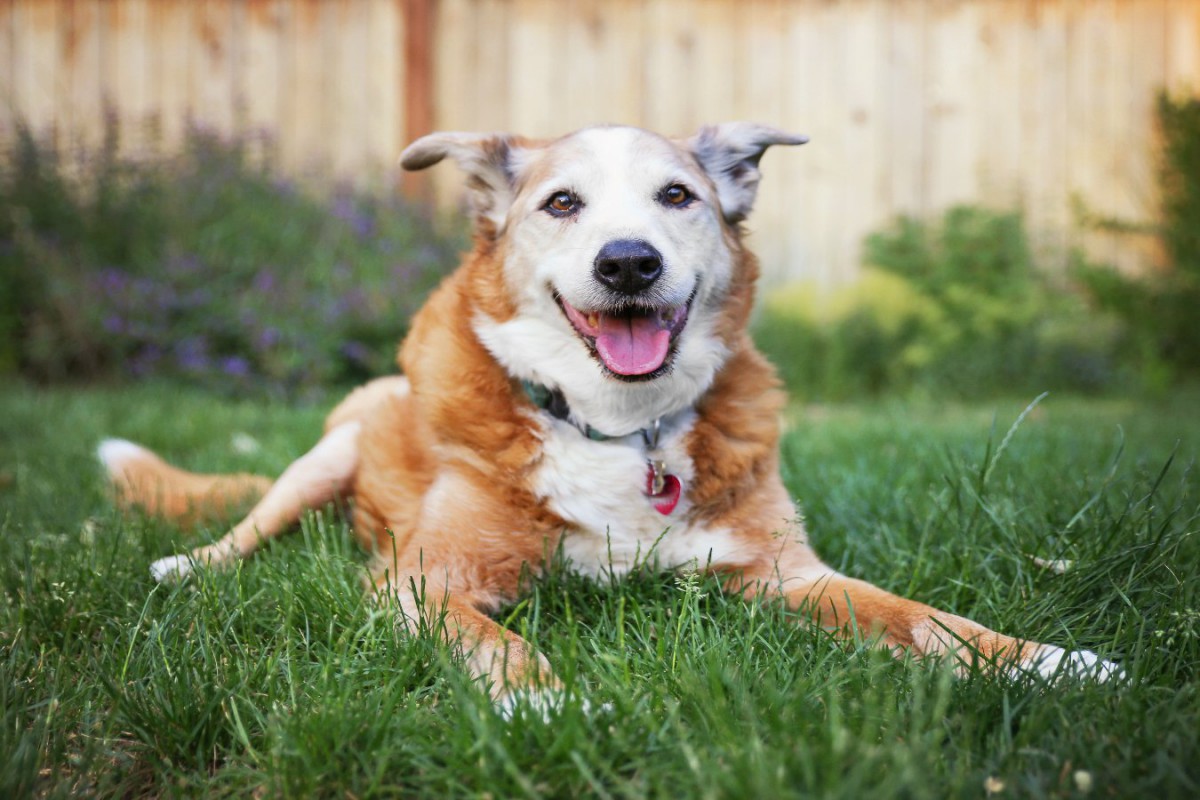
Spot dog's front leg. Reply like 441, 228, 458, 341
448, 601, 563, 715
382, 577, 562, 715
149, 421, 362, 582
729, 536, 1122, 682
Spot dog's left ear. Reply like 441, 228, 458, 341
687, 123, 808, 224
400, 132, 524, 230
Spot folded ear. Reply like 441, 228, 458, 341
686, 123, 808, 224
400, 132, 522, 230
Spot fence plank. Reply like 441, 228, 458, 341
108, 0, 154, 156
401, 0, 432, 157
1027, 0, 1072, 268
883, 0, 927, 222
474, 0, 510, 131
507, 0, 557, 137
835, 0, 887, 285
926, 0, 981, 212
642, 0, 691, 135
1123, 0, 1169, 272
1166, 0, 1200, 93
0, 0, 11, 139
60, 0, 103, 153
369, 0, 401, 175
743, 0, 787, 283
239, 0, 283, 150
192, 0, 235, 138
278, 0, 322, 172
12, 0, 61, 150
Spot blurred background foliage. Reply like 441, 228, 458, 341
754, 207, 1128, 400
2, 92, 1197, 401
1071, 92, 1200, 389
0, 117, 459, 399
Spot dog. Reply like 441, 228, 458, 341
100, 122, 1120, 712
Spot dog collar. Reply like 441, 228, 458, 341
520, 380, 684, 514
521, 380, 614, 441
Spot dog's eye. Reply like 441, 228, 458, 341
544, 191, 581, 217
661, 184, 693, 207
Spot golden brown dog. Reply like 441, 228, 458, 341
101, 123, 1119, 713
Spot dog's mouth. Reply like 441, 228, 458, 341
557, 294, 692, 379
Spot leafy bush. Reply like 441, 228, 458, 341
755, 207, 1126, 400
0, 119, 460, 396
1074, 91, 1200, 384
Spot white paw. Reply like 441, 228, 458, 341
149, 554, 195, 583
495, 687, 564, 722
494, 688, 606, 722
1021, 645, 1126, 683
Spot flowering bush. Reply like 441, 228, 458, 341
0, 120, 460, 396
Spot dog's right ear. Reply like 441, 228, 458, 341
401, 132, 522, 231
687, 123, 808, 224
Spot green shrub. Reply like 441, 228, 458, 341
1074, 91, 1200, 383
0, 119, 461, 395
755, 207, 1126, 400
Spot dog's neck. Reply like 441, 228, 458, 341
520, 380, 691, 442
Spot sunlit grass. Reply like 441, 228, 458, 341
1, 384, 1197, 797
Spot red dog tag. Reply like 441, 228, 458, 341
645, 464, 682, 515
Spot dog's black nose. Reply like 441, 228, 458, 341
593, 239, 664, 294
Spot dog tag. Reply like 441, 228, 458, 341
644, 460, 682, 515
648, 458, 667, 495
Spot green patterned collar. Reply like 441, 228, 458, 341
521, 380, 615, 441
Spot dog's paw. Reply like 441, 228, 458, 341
1020, 645, 1126, 684
494, 687, 608, 722
495, 687, 565, 722
149, 554, 195, 583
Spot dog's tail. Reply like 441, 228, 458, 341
97, 439, 271, 527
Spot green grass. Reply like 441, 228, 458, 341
1, 383, 1198, 798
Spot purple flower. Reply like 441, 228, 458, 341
390, 261, 418, 283
220, 356, 251, 377
166, 254, 203, 276
253, 269, 277, 293
340, 341, 371, 365
96, 268, 129, 295
331, 195, 375, 240
182, 288, 213, 308
128, 345, 163, 377
255, 327, 281, 350
330, 289, 367, 320
174, 337, 210, 372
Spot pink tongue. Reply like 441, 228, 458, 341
596, 313, 670, 375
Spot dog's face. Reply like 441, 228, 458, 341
402, 124, 806, 431
504, 128, 720, 382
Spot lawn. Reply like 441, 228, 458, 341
1, 383, 1197, 798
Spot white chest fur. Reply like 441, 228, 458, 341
530, 414, 742, 576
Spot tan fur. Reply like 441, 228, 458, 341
108, 124, 1117, 706
104, 445, 270, 525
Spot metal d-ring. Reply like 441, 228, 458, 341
641, 417, 661, 451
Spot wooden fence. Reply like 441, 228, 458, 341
3, 0, 1199, 286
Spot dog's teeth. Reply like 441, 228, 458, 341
587, 313, 599, 328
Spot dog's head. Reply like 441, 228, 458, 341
402, 123, 805, 431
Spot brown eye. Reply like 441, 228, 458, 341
545, 191, 580, 216
662, 184, 692, 207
